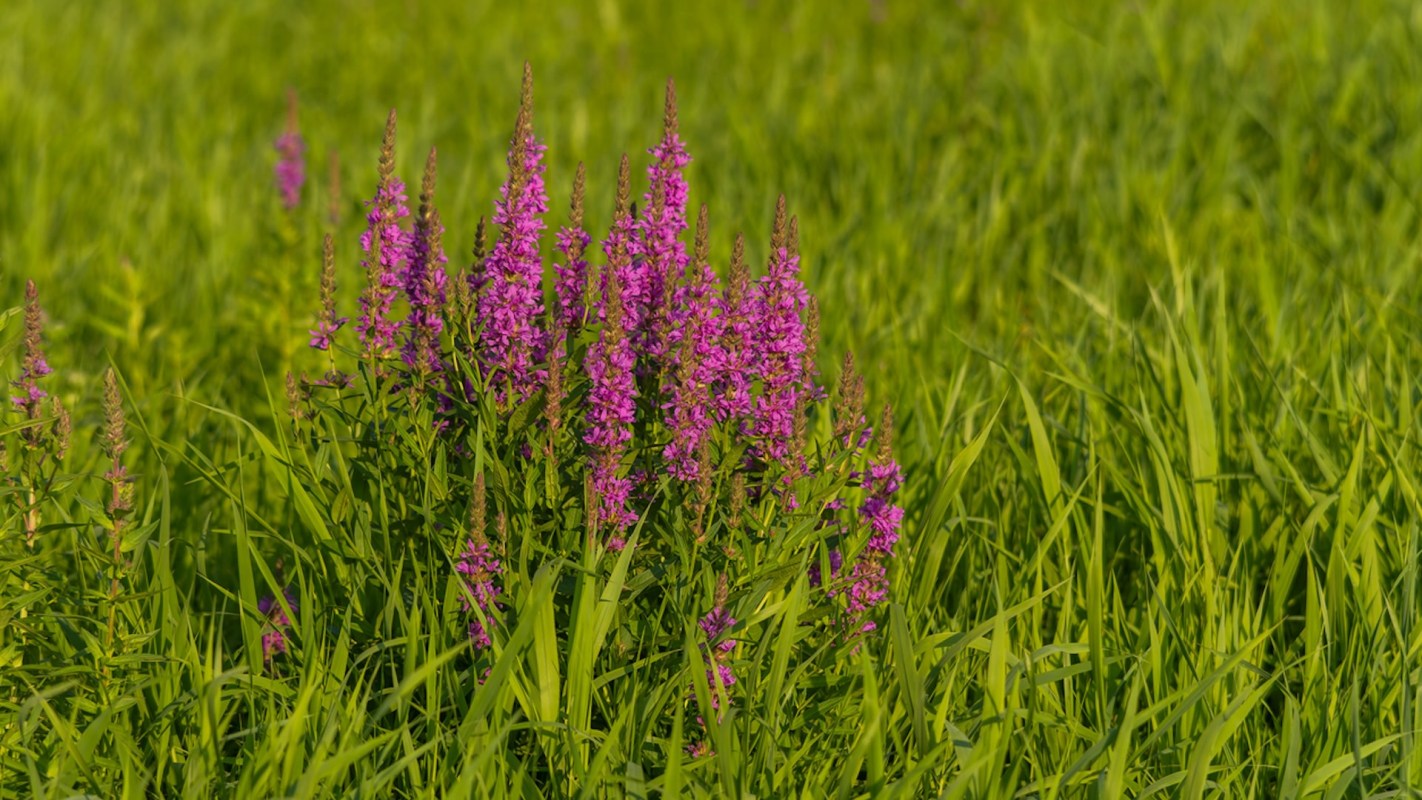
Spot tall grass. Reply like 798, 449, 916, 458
3, 0, 1422, 796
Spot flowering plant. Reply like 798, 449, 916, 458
0, 64, 908, 795
279, 66, 906, 763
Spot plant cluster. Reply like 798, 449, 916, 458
0, 65, 908, 793
282, 64, 906, 759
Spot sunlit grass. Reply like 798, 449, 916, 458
3, 0, 1422, 796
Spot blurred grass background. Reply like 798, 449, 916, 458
4, 0, 1422, 794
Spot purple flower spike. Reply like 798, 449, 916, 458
845, 405, 903, 636
663, 206, 722, 481
699, 606, 738, 653
457, 476, 504, 652
704, 663, 738, 700
356, 110, 413, 361
633, 80, 693, 369
583, 163, 639, 534
10, 279, 70, 494
751, 198, 811, 464
596, 158, 643, 332
861, 461, 905, 552
691, 575, 737, 742
844, 558, 888, 634
274, 90, 305, 211
11, 280, 52, 420
457, 533, 503, 651
476, 64, 549, 404
404, 148, 449, 376
310, 234, 349, 351
554, 163, 592, 331
585, 156, 640, 535
712, 235, 756, 424
832, 352, 869, 450
700, 575, 737, 651
258, 586, 298, 662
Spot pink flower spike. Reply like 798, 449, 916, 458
476, 64, 550, 404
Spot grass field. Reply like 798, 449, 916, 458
3, 0, 1422, 796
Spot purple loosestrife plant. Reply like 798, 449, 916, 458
476, 64, 549, 403
663, 206, 722, 481
274, 89, 305, 211
633, 81, 692, 373
451, 217, 489, 348
309, 234, 348, 351
11, 280, 68, 546
809, 352, 870, 588
802, 294, 824, 403
544, 310, 567, 465
356, 110, 412, 362
466, 217, 491, 303
458, 475, 502, 652
12, 280, 52, 424
805, 357, 860, 577
553, 163, 592, 331
101, 369, 134, 654
1, 75, 934, 797
699, 575, 738, 657
751, 197, 811, 465
690, 575, 737, 755
844, 405, 903, 635
782, 290, 821, 509
258, 587, 298, 663
833, 352, 871, 453
280, 76, 916, 775
303, 72, 909, 584
797, 294, 823, 430
584, 157, 640, 543
458, 537, 502, 649
712, 235, 756, 425
404, 148, 449, 379
596, 155, 642, 329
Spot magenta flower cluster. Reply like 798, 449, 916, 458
751, 204, 812, 464
8, 279, 72, 475
11, 281, 52, 416
308, 75, 823, 527
456, 536, 502, 651
310, 235, 348, 351
309, 317, 344, 351
404, 152, 449, 376
274, 90, 306, 211
258, 587, 298, 663
356, 170, 413, 360
583, 161, 641, 539
690, 576, 737, 753
845, 416, 904, 634
477, 126, 549, 402
275, 132, 305, 211
297, 67, 906, 680
552, 165, 591, 331
661, 206, 723, 482
711, 241, 756, 425
631, 90, 692, 368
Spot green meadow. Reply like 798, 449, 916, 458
2, 0, 1421, 796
